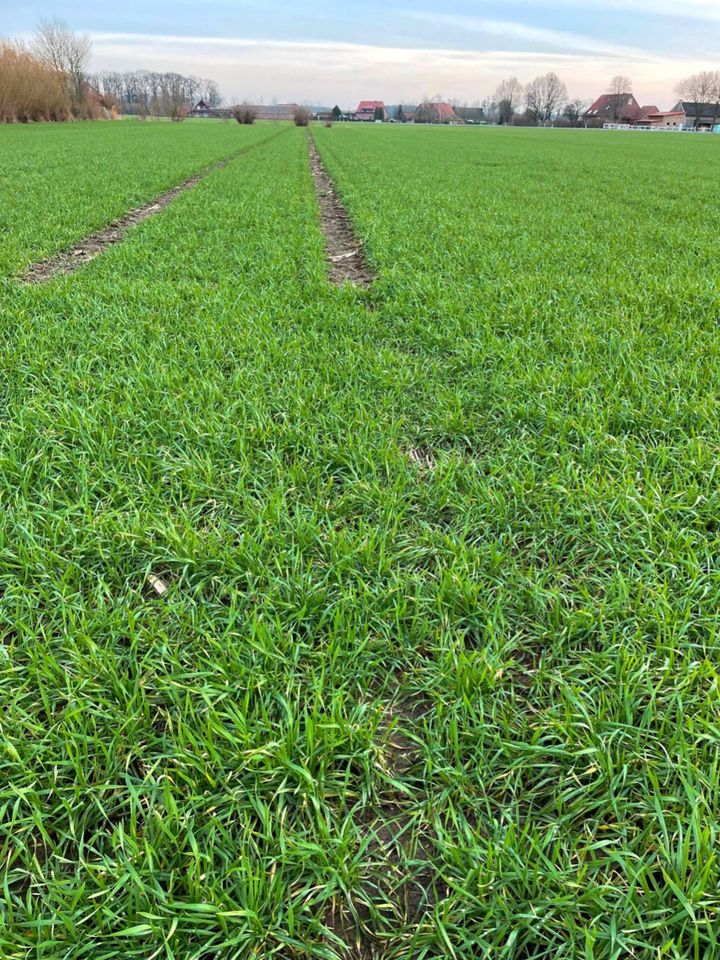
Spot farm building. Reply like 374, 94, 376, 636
639, 110, 686, 128
252, 104, 299, 121
582, 93, 658, 126
671, 101, 720, 129
415, 101, 462, 124
188, 99, 215, 118
355, 101, 388, 121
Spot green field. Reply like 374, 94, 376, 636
2, 120, 720, 959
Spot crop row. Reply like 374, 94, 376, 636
0, 121, 276, 279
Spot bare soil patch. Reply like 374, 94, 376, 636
308, 136, 373, 288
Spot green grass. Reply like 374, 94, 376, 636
1, 121, 720, 958
0, 120, 275, 279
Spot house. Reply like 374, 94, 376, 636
582, 93, 646, 126
415, 101, 462, 124
355, 100, 388, 121
671, 101, 720, 130
188, 99, 214, 119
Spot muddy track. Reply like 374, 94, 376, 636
308, 134, 373, 288
325, 693, 435, 957
20, 129, 289, 284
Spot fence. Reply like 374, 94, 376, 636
602, 123, 716, 133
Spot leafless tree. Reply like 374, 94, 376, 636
675, 71, 720, 129
481, 96, 499, 124
494, 76, 523, 125
92, 69, 222, 117
525, 72, 568, 125
563, 98, 588, 127
185, 75, 201, 107
32, 18, 91, 112
201, 79, 222, 108
607, 75, 633, 122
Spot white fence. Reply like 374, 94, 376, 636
602, 123, 716, 133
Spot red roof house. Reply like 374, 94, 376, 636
582, 92, 643, 125
355, 100, 387, 121
635, 104, 660, 122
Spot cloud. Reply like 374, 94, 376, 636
87, 32, 716, 108
516, 0, 720, 22
401, 11, 648, 59
449, 0, 720, 22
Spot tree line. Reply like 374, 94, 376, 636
93, 72, 221, 120
487, 70, 720, 127
675, 71, 720, 127
3, 21, 719, 130
490, 73, 587, 126
1, 19, 223, 123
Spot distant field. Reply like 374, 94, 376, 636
2, 121, 720, 959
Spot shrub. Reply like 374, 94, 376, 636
293, 105, 312, 127
233, 103, 257, 125
0, 41, 71, 122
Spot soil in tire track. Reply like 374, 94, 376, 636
308, 134, 373, 288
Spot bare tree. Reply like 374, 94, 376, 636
201, 79, 222, 108
185, 75, 201, 107
494, 76, 523, 125
481, 96, 499, 124
525, 72, 568, 125
675, 71, 719, 129
92, 69, 223, 117
32, 18, 91, 112
563, 98, 588, 127
607, 75, 633, 122
712, 72, 720, 129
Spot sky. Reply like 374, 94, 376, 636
5, 1, 720, 108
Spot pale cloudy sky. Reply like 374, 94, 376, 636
6, 1, 720, 108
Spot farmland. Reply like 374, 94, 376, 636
1, 120, 720, 959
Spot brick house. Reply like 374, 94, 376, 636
582, 93, 658, 126
355, 100, 388, 121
